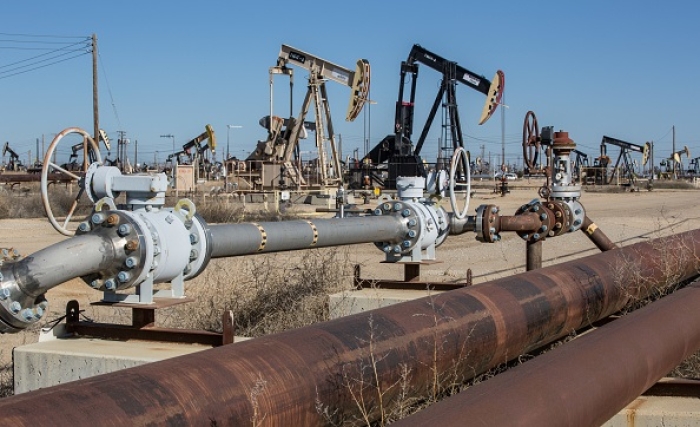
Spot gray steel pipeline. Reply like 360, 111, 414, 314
1, 229, 699, 425
208, 215, 406, 257
0, 234, 114, 332
449, 214, 476, 235
393, 280, 700, 427
1, 234, 112, 295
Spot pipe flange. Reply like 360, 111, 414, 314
181, 212, 211, 280
545, 201, 572, 238
170, 198, 211, 279
0, 263, 48, 333
550, 185, 581, 200
515, 200, 551, 243
373, 200, 422, 255
475, 204, 501, 243
0, 248, 22, 262
568, 200, 585, 232
77, 210, 151, 291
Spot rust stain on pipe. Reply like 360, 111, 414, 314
394, 280, 700, 427
498, 212, 542, 232
1, 230, 699, 426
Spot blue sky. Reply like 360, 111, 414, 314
1, 1, 698, 169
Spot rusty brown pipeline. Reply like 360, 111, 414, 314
581, 215, 618, 251
1, 230, 699, 425
474, 204, 553, 243
393, 280, 700, 427
497, 212, 543, 233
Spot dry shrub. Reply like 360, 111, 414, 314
194, 198, 246, 224
0, 359, 12, 398
651, 180, 696, 190
192, 197, 301, 224
161, 247, 354, 337
0, 185, 92, 219
670, 352, 700, 379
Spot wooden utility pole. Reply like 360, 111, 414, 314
92, 34, 99, 144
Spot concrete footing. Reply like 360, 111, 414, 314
13, 337, 211, 394
329, 287, 445, 319
603, 395, 700, 426
13, 325, 251, 394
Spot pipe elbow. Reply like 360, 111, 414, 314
0, 234, 111, 333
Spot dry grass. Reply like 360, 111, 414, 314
671, 353, 700, 379
0, 184, 300, 223
0, 359, 12, 398
160, 247, 355, 337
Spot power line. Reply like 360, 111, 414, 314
0, 40, 90, 70
98, 51, 123, 130
0, 32, 87, 39
0, 33, 91, 80
0, 47, 88, 75
652, 126, 673, 143
0, 51, 89, 80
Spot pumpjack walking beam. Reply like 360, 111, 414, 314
254, 45, 370, 187
403, 44, 504, 157
600, 135, 650, 184
362, 44, 503, 189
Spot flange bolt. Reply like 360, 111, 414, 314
117, 271, 132, 283
125, 257, 138, 269
117, 224, 132, 237
10, 301, 21, 314
91, 213, 105, 224
21, 309, 34, 321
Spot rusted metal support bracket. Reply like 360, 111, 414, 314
353, 263, 469, 291
64, 299, 234, 347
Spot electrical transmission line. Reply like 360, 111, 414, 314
0, 33, 91, 80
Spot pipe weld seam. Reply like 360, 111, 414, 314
306, 221, 318, 246
252, 223, 267, 252
586, 223, 598, 235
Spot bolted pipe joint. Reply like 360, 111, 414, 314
0, 262, 48, 333
474, 204, 502, 243
568, 200, 586, 232
471, 198, 587, 244
76, 201, 211, 293
512, 200, 555, 243
372, 198, 449, 262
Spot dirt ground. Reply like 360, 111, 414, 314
1, 185, 700, 383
